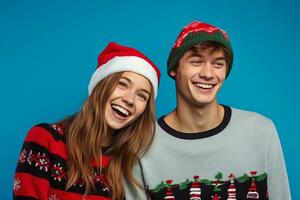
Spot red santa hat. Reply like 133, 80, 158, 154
88, 42, 160, 98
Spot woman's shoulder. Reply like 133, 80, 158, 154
21, 123, 68, 161
24, 123, 65, 147
34, 123, 64, 135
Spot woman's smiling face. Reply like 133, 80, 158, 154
105, 71, 151, 130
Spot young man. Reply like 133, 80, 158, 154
125, 21, 291, 200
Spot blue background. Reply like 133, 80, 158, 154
1, 0, 299, 199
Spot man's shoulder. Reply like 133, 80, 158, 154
230, 106, 275, 129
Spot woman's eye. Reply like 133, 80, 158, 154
118, 81, 128, 88
137, 93, 147, 101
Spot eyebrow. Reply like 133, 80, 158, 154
120, 76, 151, 95
140, 89, 151, 95
215, 57, 226, 61
120, 76, 132, 83
187, 54, 226, 61
186, 53, 203, 59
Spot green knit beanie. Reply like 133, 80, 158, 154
167, 21, 234, 78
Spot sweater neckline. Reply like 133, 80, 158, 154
158, 105, 231, 140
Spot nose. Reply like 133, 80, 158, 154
122, 90, 135, 107
199, 63, 213, 80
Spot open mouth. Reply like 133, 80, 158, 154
111, 104, 131, 118
192, 82, 216, 90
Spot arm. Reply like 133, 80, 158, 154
124, 159, 149, 200
13, 125, 53, 200
267, 122, 291, 200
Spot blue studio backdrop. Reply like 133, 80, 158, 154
1, 0, 299, 199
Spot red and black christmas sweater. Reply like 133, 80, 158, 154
13, 123, 112, 200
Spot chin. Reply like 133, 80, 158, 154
192, 93, 216, 103
108, 119, 135, 130
107, 122, 125, 130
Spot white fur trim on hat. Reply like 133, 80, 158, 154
88, 56, 158, 98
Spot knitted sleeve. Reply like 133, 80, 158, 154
124, 159, 149, 200
266, 122, 291, 200
13, 124, 65, 200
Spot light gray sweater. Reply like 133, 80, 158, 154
124, 106, 291, 200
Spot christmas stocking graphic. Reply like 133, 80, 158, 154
246, 171, 259, 199
212, 193, 221, 200
211, 172, 222, 200
164, 180, 175, 200
227, 173, 237, 200
189, 175, 201, 200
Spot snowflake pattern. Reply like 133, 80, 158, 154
16, 123, 111, 194
32, 152, 51, 171
92, 171, 110, 193
27, 150, 33, 165
14, 177, 21, 192
19, 149, 27, 163
52, 163, 67, 182
50, 124, 63, 135
19, 147, 51, 172
17, 147, 111, 191
48, 193, 59, 200
92, 171, 105, 184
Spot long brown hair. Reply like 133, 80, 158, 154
59, 72, 155, 199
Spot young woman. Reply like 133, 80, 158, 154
13, 42, 160, 200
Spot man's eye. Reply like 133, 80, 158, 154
215, 62, 225, 68
191, 60, 203, 64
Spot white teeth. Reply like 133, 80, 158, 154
194, 83, 213, 89
112, 105, 130, 116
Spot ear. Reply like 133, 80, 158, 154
169, 69, 177, 77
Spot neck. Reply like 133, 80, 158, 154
165, 100, 224, 133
